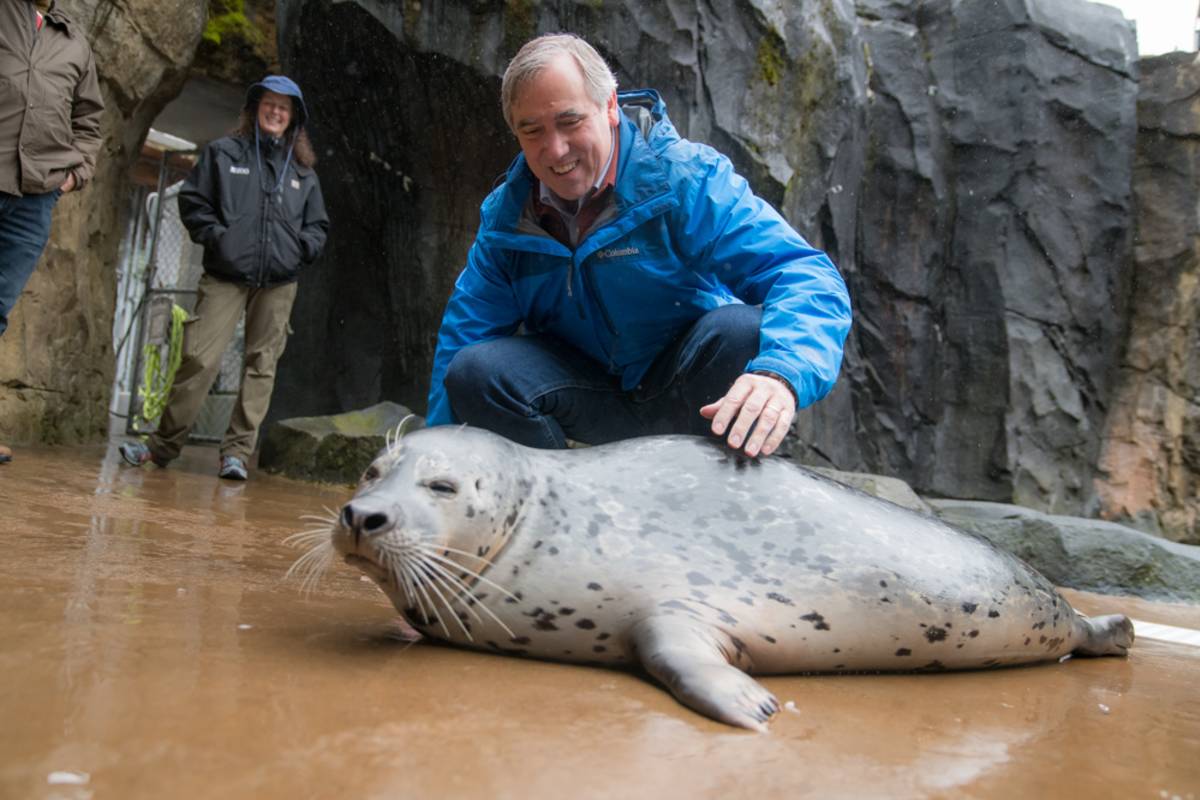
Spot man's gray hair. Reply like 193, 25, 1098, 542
501, 33, 618, 129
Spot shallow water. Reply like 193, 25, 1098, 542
1, 442, 1198, 800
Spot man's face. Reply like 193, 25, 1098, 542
510, 54, 619, 202
256, 90, 294, 138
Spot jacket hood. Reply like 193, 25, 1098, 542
245, 75, 308, 127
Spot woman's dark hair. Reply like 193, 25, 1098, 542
234, 107, 318, 168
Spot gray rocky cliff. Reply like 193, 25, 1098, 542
274, 0, 1196, 539
824, 0, 1138, 515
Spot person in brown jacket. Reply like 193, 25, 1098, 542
0, 0, 104, 464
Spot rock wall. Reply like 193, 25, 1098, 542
274, 0, 1165, 525
0, 0, 206, 444
1094, 51, 1200, 543
821, 0, 1138, 513
270, 0, 866, 423
4, 0, 1194, 543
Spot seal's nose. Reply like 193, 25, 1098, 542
340, 501, 393, 543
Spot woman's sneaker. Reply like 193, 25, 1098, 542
119, 440, 167, 468
218, 455, 248, 481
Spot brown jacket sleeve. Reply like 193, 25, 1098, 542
68, 48, 103, 190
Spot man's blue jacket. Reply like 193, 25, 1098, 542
425, 89, 851, 426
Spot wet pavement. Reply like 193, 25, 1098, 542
1, 441, 1198, 799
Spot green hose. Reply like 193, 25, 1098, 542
138, 304, 187, 424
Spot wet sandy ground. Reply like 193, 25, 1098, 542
1, 442, 1198, 800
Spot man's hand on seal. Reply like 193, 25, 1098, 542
700, 372, 796, 458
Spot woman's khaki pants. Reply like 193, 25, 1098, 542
147, 273, 297, 463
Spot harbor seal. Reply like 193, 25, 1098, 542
288, 426, 1134, 731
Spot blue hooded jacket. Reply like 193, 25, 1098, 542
426, 89, 851, 426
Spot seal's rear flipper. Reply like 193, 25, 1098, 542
628, 615, 779, 732
1073, 614, 1135, 657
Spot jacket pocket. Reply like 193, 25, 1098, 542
268, 220, 303, 283
214, 214, 258, 278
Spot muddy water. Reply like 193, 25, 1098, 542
1, 443, 1198, 800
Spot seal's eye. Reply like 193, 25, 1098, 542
426, 479, 458, 497
361, 465, 381, 483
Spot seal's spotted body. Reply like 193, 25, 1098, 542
317, 427, 1133, 731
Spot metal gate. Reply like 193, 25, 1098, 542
111, 131, 244, 442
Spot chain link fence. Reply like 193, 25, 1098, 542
113, 170, 245, 441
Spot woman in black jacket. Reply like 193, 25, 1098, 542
120, 75, 329, 480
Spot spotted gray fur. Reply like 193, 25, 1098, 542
295, 427, 1135, 733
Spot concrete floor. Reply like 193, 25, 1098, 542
1, 441, 1198, 799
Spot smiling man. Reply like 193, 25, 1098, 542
426, 34, 851, 458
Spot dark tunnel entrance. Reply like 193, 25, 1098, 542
269, 1, 514, 426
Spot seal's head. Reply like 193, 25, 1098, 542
328, 426, 529, 636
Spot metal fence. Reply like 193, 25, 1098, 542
112, 154, 244, 441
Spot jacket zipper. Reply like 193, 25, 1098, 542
256, 190, 269, 287
579, 254, 616, 335
569, 195, 673, 339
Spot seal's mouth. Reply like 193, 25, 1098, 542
344, 553, 390, 584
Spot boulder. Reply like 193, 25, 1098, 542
810, 467, 933, 515
930, 499, 1200, 602
258, 401, 421, 484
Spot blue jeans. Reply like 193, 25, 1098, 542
0, 190, 59, 337
444, 304, 762, 448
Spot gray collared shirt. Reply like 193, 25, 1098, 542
536, 126, 617, 247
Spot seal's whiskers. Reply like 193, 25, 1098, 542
414, 556, 517, 639
405, 562, 453, 638
418, 558, 488, 627
283, 527, 334, 548
284, 537, 336, 595
372, 541, 519, 640
380, 549, 431, 620
410, 559, 474, 640
415, 544, 521, 602
283, 512, 339, 595
385, 550, 448, 637
298, 506, 339, 524
385, 414, 420, 455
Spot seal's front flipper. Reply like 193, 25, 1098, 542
628, 615, 779, 732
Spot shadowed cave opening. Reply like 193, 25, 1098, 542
268, 1, 514, 426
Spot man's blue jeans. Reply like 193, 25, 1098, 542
0, 190, 59, 337
444, 304, 762, 448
